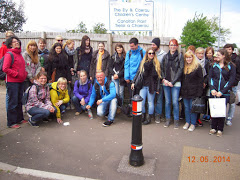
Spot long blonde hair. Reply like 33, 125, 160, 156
63, 39, 74, 49
26, 40, 39, 64
139, 48, 161, 78
184, 51, 199, 74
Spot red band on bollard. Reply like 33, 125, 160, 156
131, 144, 143, 150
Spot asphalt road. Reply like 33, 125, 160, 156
0, 85, 239, 180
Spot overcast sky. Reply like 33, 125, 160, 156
12, 0, 240, 46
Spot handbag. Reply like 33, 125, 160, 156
229, 91, 236, 104
209, 98, 226, 117
191, 97, 206, 114
134, 71, 143, 89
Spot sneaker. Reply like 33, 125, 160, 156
209, 129, 217, 135
226, 120, 232, 126
183, 122, 190, 130
164, 119, 171, 128
75, 112, 80, 116
61, 110, 66, 114
20, 120, 28, 124
42, 118, 49, 123
174, 120, 179, 129
9, 124, 21, 129
87, 109, 93, 119
28, 118, 39, 128
102, 120, 113, 127
155, 114, 160, 124
197, 119, 203, 127
188, 124, 195, 132
217, 130, 223, 137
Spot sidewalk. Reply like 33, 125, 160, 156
0, 84, 240, 180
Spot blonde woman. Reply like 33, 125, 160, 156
22, 40, 41, 90
131, 48, 161, 125
50, 77, 70, 124
181, 51, 203, 131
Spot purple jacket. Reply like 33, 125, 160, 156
73, 79, 92, 103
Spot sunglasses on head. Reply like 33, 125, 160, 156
148, 52, 155, 55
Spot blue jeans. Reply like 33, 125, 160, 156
6, 82, 24, 126
97, 98, 117, 121
155, 85, 163, 115
72, 95, 87, 112
59, 103, 70, 112
163, 85, 181, 120
28, 107, 53, 123
139, 86, 155, 114
227, 86, 237, 120
111, 76, 124, 105
183, 98, 197, 125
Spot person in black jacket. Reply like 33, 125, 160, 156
181, 51, 203, 131
76, 35, 93, 77
224, 44, 240, 125
38, 38, 49, 72
48, 43, 71, 83
209, 49, 236, 137
131, 48, 161, 125
161, 39, 184, 129
109, 43, 126, 106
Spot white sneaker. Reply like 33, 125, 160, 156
183, 122, 189, 130
226, 120, 232, 126
217, 130, 223, 137
188, 124, 195, 132
209, 129, 217, 135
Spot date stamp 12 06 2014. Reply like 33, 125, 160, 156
188, 156, 230, 163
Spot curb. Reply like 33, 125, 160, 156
0, 162, 97, 180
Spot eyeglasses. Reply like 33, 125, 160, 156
148, 52, 155, 55
12, 40, 19, 44
57, 40, 63, 42
170, 44, 177, 47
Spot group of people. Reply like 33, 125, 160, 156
1, 30, 239, 137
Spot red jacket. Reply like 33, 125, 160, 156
2, 48, 28, 82
0, 42, 8, 59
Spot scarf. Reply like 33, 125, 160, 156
65, 46, 75, 56
166, 50, 178, 82
85, 46, 90, 54
97, 50, 104, 71
197, 57, 207, 77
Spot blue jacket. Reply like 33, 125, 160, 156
124, 46, 146, 81
88, 77, 116, 107
209, 62, 236, 95
73, 79, 92, 104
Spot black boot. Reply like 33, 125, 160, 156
143, 114, 153, 125
142, 113, 146, 122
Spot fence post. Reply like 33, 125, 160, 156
107, 33, 113, 55
41, 31, 46, 39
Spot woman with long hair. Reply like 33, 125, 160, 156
77, 35, 93, 77
181, 51, 203, 131
131, 48, 161, 125
109, 43, 126, 105
90, 42, 110, 81
3, 36, 28, 128
209, 49, 236, 137
22, 40, 41, 90
161, 39, 184, 129
48, 43, 71, 83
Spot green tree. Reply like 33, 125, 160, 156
180, 13, 216, 48
66, 21, 88, 33
0, 0, 27, 32
93, 23, 107, 34
207, 16, 231, 47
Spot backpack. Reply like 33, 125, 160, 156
94, 78, 122, 107
0, 52, 14, 80
129, 49, 143, 59
22, 84, 40, 105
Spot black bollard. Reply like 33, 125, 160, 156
129, 94, 144, 167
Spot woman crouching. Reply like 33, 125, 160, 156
50, 77, 70, 124
26, 72, 56, 127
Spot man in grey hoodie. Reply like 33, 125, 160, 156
151, 38, 167, 123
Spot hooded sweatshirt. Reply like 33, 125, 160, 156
50, 82, 70, 118
0, 42, 7, 58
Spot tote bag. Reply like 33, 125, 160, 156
191, 97, 206, 114
209, 98, 226, 117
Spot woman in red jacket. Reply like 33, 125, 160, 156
3, 36, 28, 128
